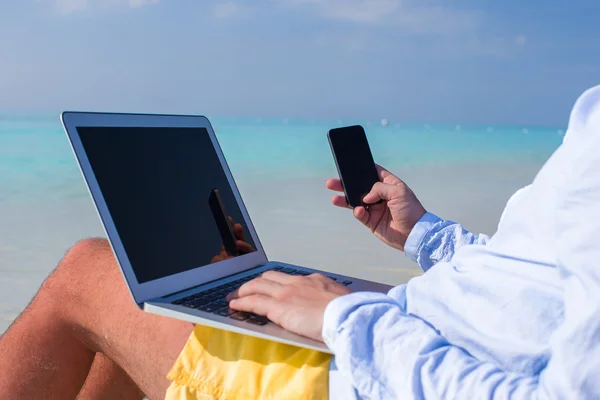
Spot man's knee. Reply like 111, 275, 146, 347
62, 238, 113, 268
41, 238, 118, 302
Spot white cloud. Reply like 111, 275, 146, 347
53, 0, 88, 14
316, 0, 399, 23
39, 0, 159, 15
278, 0, 398, 23
129, 0, 159, 8
275, 0, 523, 59
213, 2, 245, 19
274, 0, 482, 35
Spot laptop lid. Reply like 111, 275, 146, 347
61, 112, 268, 307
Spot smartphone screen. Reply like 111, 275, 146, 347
328, 125, 380, 208
208, 188, 239, 256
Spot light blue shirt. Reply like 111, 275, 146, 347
323, 85, 600, 399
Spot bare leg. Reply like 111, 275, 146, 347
0, 238, 194, 400
76, 353, 144, 400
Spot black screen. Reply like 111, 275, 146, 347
77, 126, 257, 284
328, 125, 380, 208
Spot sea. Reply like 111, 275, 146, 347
0, 114, 565, 201
0, 113, 566, 334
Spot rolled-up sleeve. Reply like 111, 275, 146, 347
404, 212, 491, 272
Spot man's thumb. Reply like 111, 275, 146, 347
362, 182, 397, 205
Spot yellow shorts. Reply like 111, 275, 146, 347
165, 325, 332, 400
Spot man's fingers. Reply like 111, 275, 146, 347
376, 164, 402, 185
236, 240, 254, 254
375, 164, 389, 178
260, 270, 297, 284
234, 223, 247, 241
229, 294, 278, 319
227, 277, 283, 301
363, 182, 400, 204
326, 178, 343, 192
230, 218, 247, 241
353, 206, 369, 224
332, 195, 349, 208
219, 244, 229, 257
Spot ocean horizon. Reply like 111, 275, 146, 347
0, 113, 565, 202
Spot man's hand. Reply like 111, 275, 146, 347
326, 164, 427, 251
226, 271, 352, 342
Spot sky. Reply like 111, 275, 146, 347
0, 0, 599, 125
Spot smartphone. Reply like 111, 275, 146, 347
328, 125, 380, 208
208, 188, 239, 257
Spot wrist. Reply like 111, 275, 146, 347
403, 211, 442, 260
322, 292, 397, 349
398, 207, 427, 251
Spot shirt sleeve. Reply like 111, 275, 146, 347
404, 212, 491, 272
323, 293, 539, 399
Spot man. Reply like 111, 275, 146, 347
1, 84, 600, 399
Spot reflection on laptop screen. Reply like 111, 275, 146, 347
77, 126, 257, 284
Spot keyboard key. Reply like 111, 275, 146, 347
290, 271, 310, 276
230, 312, 251, 321
172, 299, 186, 305
280, 268, 297, 274
215, 307, 236, 317
199, 304, 220, 313
272, 266, 284, 271
327, 276, 337, 281
247, 316, 269, 326
212, 300, 229, 308
190, 298, 210, 307
342, 280, 353, 286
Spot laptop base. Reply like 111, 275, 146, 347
145, 262, 392, 353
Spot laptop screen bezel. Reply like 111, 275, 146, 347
61, 111, 268, 306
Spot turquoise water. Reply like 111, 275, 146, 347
0, 114, 565, 204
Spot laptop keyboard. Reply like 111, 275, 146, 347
171, 266, 353, 326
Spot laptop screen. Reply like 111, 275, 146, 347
76, 126, 257, 284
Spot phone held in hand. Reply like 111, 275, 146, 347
328, 125, 380, 209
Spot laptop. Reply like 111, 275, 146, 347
60, 111, 392, 353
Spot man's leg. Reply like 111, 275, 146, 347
0, 238, 194, 400
76, 353, 144, 400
